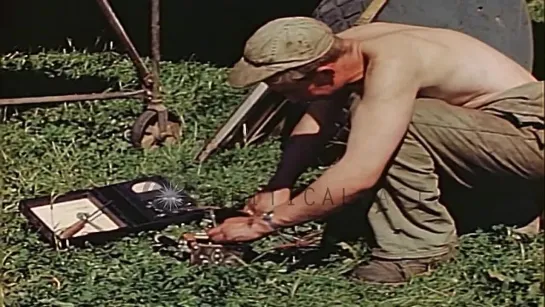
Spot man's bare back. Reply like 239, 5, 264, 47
340, 22, 537, 108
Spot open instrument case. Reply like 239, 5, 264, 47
19, 176, 210, 248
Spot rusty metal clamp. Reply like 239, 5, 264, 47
153, 207, 254, 265
178, 232, 248, 265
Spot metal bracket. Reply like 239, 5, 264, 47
353, 0, 388, 26
153, 207, 254, 265
178, 232, 247, 265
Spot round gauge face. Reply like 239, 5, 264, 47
131, 181, 163, 193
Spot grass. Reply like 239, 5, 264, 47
0, 50, 544, 307
529, 0, 545, 23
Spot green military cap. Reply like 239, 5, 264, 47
228, 16, 335, 88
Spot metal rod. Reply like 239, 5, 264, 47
151, 0, 161, 102
194, 82, 271, 162
150, 0, 167, 134
0, 90, 145, 106
95, 0, 151, 87
247, 99, 289, 145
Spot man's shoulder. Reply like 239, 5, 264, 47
336, 22, 466, 47
337, 22, 437, 37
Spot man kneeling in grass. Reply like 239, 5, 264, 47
207, 17, 544, 285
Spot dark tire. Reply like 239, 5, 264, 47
312, 0, 366, 33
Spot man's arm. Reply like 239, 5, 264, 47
269, 58, 421, 226
264, 98, 347, 191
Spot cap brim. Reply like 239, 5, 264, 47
227, 52, 328, 88
227, 58, 284, 88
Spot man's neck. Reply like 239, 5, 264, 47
337, 41, 366, 84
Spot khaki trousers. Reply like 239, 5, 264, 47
363, 81, 544, 259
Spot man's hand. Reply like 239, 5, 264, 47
243, 188, 290, 216
207, 216, 275, 243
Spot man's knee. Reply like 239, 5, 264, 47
383, 126, 440, 199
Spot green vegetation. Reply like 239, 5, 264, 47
1, 48, 544, 306
528, 0, 545, 23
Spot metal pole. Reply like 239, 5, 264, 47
95, 0, 151, 87
0, 90, 145, 106
151, 0, 160, 103
150, 0, 168, 134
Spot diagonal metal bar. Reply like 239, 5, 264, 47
95, 0, 151, 87
0, 90, 145, 106
194, 82, 271, 162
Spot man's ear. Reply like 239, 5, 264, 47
312, 66, 335, 86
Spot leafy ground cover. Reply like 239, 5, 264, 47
0, 50, 543, 307
529, 0, 545, 22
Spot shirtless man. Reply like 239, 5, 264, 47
207, 17, 544, 284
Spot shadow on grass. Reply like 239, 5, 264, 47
532, 22, 544, 79
318, 179, 543, 241
0, 68, 122, 118
441, 177, 544, 234
0, 68, 119, 98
